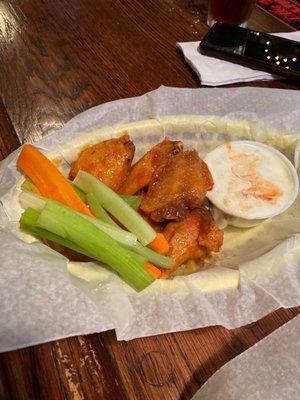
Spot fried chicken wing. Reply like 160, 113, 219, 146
140, 150, 213, 222
118, 138, 183, 195
163, 208, 223, 270
69, 134, 135, 191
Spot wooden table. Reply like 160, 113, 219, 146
0, 1, 299, 399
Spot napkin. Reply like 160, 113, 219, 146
178, 31, 300, 86
192, 314, 300, 400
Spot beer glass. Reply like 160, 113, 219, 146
208, 0, 256, 27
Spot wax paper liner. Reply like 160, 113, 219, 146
0, 86, 300, 351
192, 314, 300, 400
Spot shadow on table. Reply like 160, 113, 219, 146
179, 331, 252, 400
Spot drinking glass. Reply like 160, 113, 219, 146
207, 0, 256, 27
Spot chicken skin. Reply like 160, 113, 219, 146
69, 134, 135, 191
140, 150, 213, 222
163, 208, 223, 270
119, 138, 183, 195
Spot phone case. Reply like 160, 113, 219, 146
199, 25, 300, 81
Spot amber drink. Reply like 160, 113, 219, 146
208, 0, 256, 27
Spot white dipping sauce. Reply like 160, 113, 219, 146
204, 141, 299, 220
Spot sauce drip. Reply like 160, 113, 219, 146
228, 150, 283, 204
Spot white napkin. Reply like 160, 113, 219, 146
178, 31, 300, 86
192, 314, 300, 400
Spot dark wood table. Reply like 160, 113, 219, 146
0, 1, 299, 399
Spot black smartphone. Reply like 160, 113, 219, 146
199, 23, 300, 81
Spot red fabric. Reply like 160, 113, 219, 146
257, 0, 300, 29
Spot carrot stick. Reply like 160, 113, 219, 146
148, 233, 169, 255
17, 145, 92, 216
144, 262, 162, 279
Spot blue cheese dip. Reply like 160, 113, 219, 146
204, 141, 299, 226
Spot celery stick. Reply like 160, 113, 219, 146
21, 208, 138, 266
73, 171, 156, 246
19, 191, 137, 246
20, 208, 94, 258
129, 242, 173, 269
37, 200, 154, 291
88, 191, 141, 213
20, 207, 40, 227
121, 195, 142, 210
86, 192, 117, 226
68, 180, 87, 202
87, 192, 172, 268
20, 178, 38, 193
83, 214, 137, 246
87, 193, 172, 268
19, 191, 46, 212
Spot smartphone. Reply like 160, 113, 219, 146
199, 23, 300, 80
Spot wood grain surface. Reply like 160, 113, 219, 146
0, 98, 20, 159
0, 309, 299, 400
0, 1, 299, 399
0, 0, 296, 144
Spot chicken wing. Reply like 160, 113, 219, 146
163, 208, 223, 271
118, 138, 183, 195
69, 134, 135, 191
140, 150, 213, 222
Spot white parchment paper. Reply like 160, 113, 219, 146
192, 314, 300, 400
1, 86, 300, 351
